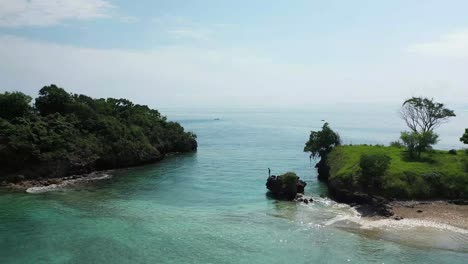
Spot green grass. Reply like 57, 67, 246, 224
327, 145, 468, 199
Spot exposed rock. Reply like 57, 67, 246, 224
266, 173, 307, 200
448, 199, 468, 205
417, 210, 423, 213
327, 178, 393, 217
394, 216, 404, 221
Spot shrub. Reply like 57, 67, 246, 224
410, 175, 431, 198
382, 177, 410, 198
463, 159, 468, 173
448, 149, 457, 155
279, 172, 299, 184
390, 141, 404, 148
359, 153, 391, 191
400, 131, 438, 159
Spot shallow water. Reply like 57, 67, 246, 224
1, 106, 467, 263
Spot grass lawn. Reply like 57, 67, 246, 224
327, 145, 468, 199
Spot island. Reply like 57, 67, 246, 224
0, 85, 197, 189
304, 97, 468, 222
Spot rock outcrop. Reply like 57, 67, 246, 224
266, 172, 307, 200
324, 172, 394, 217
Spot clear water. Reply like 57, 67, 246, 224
1, 106, 467, 264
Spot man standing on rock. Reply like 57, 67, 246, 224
268, 168, 271, 177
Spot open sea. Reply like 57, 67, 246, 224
1, 105, 467, 263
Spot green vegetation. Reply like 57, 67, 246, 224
328, 145, 468, 199
399, 97, 455, 160
461, 129, 468, 144
0, 85, 197, 181
400, 131, 438, 159
359, 153, 391, 192
304, 122, 341, 159
304, 123, 341, 181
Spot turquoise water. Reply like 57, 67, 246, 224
1, 106, 467, 264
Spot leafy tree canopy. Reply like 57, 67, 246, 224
461, 129, 468, 144
0, 91, 32, 121
304, 123, 341, 159
400, 131, 438, 159
400, 97, 455, 133
0, 84, 197, 180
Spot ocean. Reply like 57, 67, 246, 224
0, 105, 467, 263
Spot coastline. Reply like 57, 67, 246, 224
1, 171, 113, 193
383, 200, 468, 229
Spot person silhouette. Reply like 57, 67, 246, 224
268, 168, 271, 177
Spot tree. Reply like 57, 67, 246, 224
461, 129, 468, 144
400, 97, 455, 133
399, 97, 453, 160
35, 84, 72, 115
0, 92, 32, 121
304, 123, 341, 182
400, 131, 438, 159
0, 85, 198, 180
304, 122, 341, 159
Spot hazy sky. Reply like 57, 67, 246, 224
1, 0, 468, 107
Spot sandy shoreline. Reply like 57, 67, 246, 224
366, 200, 468, 229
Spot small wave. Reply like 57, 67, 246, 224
359, 218, 468, 234
26, 184, 62, 194
26, 173, 112, 194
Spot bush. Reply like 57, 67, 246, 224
382, 177, 410, 198
390, 141, 404, 148
400, 131, 438, 159
448, 149, 457, 155
463, 159, 468, 173
359, 153, 391, 191
279, 172, 299, 184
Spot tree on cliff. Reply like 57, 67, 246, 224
304, 123, 341, 181
304, 122, 341, 159
399, 97, 455, 159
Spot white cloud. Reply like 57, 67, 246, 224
408, 30, 468, 57
1, 35, 467, 108
0, 0, 114, 27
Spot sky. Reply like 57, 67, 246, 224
1, 0, 468, 108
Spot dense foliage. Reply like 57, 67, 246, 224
304, 123, 341, 182
304, 123, 341, 159
359, 153, 391, 191
461, 129, 468, 144
0, 85, 197, 180
328, 145, 468, 199
400, 131, 438, 159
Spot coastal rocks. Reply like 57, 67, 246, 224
327, 179, 393, 217
448, 199, 468, 205
6, 172, 112, 193
266, 172, 307, 200
294, 193, 314, 204
315, 158, 330, 182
